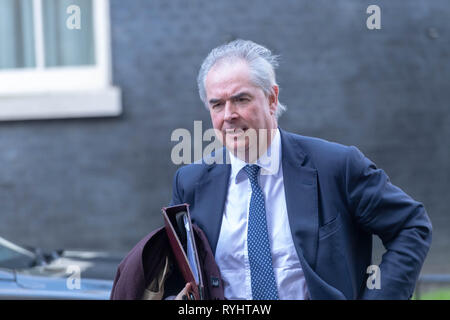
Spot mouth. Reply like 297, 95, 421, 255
224, 127, 248, 135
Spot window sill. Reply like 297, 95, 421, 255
0, 86, 122, 121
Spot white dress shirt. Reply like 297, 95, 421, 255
215, 129, 310, 300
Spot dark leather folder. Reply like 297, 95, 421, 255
162, 203, 204, 300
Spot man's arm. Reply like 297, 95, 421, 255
345, 146, 432, 299
170, 168, 183, 206
168, 169, 199, 300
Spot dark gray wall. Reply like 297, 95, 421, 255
0, 0, 448, 273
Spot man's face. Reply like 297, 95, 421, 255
205, 59, 278, 160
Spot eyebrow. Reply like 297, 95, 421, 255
208, 92, 252, 105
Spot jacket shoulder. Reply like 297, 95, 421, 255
174, 161, 210, 191
282, 130, 356, 164
174, 147, 228, 190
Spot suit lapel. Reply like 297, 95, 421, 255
280, 129, 319, 271
193, 150, 231, 255
191, 132, 320, 271
191, 130, 339, 298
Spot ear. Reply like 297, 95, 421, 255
268, 85, 279, 115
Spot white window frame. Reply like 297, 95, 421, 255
0, 0, 121, 120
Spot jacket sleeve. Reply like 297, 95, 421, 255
344, 146, 432, 299
170, 168, 183, 206
109, 265, 122, 299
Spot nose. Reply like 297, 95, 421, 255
224, 100, 237, 121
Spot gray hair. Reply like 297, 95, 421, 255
197, 39, 287, 119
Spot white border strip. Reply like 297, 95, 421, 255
0, 87, 122, 120
32, 0, 45, 69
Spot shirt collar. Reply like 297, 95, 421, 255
228, 128, 282, 183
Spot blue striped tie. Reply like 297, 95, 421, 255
244, 164, 279, 300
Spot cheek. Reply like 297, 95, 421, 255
210, 115, 225, 143
243, 106, 264, 127
210, 113, 222, 129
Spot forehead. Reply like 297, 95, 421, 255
205, 60, 258, 99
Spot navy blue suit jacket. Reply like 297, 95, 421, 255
170, 128, 432, 299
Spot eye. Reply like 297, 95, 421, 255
236, 97, 250, 104
212, 102, 224, 110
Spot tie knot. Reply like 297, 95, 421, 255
244, 164, 260, 181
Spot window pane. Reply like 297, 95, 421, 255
42, 0, 95, 67
0, 0, 36, 69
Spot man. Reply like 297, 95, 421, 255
171, 39, 432, 299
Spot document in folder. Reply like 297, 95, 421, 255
162, 203, 204, 300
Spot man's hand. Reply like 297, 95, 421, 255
175, 282, 194, 300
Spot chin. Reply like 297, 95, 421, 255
225, 140, 248, 153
